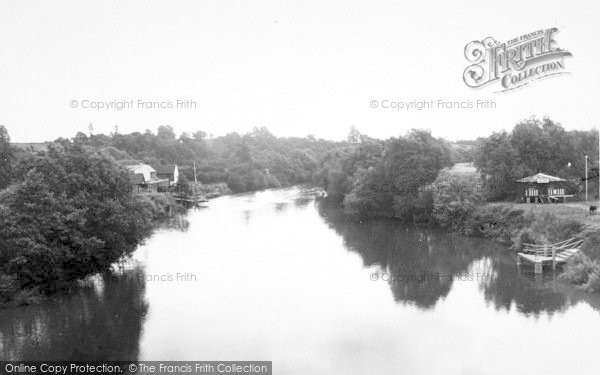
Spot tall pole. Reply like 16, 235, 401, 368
193, 161, 197, 184
585, 155, 588, 202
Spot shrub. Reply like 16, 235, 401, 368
430, 169, 484, 229
583, 266, 600, 292
559, 253, 596, 285
581, 231, 600, 261
0, 142, 172, 303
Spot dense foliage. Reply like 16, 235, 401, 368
315, 129, 453, 219
430, 169, 484, 230
473, 117, 599, 201
0, 126, 12, 190
1, 117, 598, 301
0, 140, 173, 304
73, 126, 339, 193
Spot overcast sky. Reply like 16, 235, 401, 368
1, 0, 599, 142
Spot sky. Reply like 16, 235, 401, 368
1, 0, 599, 142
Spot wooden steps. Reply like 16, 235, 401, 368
517, 237, 582, 274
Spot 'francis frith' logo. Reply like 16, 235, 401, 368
463, 28, 572, 92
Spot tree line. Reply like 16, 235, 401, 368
315, 118, 598, 220
0, 135, 175, 305
473, 117, 599, 201
0, 117, 597, 303
71, 125, 340, 193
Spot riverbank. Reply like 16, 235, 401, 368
0, 191, 181, 308
5, 187, 600, 368
455, 202, 600, 292
0, 140, 188, 308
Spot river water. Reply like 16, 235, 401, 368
1, 187, 600, 374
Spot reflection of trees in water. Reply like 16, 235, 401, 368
243, 209, 252, 224
477, 257, 599, 317
293, 196, 313, 208
318, 203, 483, 308
0, 268, 147, 360
274, 202, 289, 213
159, 213, 191, 232
317, 202, 600, 315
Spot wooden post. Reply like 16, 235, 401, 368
534, 261, 543, 274
552, 246, 556, 271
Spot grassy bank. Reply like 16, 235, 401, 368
457, 202, 600, 292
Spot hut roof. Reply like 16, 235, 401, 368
125, 163, 156, 182
516, 173, 566, 184
128, 173, 145, 185
154, 164, 177, 175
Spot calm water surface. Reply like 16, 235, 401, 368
2, 187, 600, 374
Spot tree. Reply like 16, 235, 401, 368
73, 131, 88, 145
157, 125, 176, 141
192, 130, 207, 141
431, 169, 484, 229
347, 126, 362, 143
0, 125, 12, 189
0, 142, 157, 295
474, 131, 521, 200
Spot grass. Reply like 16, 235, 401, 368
482, 201, 600, 292
488, 201, 600, 232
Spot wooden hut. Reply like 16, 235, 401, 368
125, 163, 170, 192
154, 164, 179, 186
516, 173, 572, 203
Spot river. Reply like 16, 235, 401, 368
1, 187, 600, 374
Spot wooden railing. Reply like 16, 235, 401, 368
522, 237, 583, 259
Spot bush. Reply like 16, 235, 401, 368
0, 142, 171, 304
581, 231, 600, 261
560, 252, 600, 292
431, 169, 484, 229
560, 253, 596, 285
583, 268, 600, 292
527, 213, 584, 244
136, 192, 178, 218
461, 205, 525, 243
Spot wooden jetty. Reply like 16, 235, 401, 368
171, 193, 208, 207
517, 237, 583, 274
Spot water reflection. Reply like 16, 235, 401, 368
0, 268, 148, 360
160, 214, 191, 232
274, 202, 289, 213
2, 188, 600, 372
317, 202, 600, 316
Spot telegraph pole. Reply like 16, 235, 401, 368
585, 155, 588, 202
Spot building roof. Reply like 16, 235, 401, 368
124, 163, 156, 183
154, 164, 177, 175
128, 173, 145, 185
516, 173, 566, 184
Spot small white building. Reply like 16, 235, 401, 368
154, 164, 179, 185
125, 163, 169, 192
